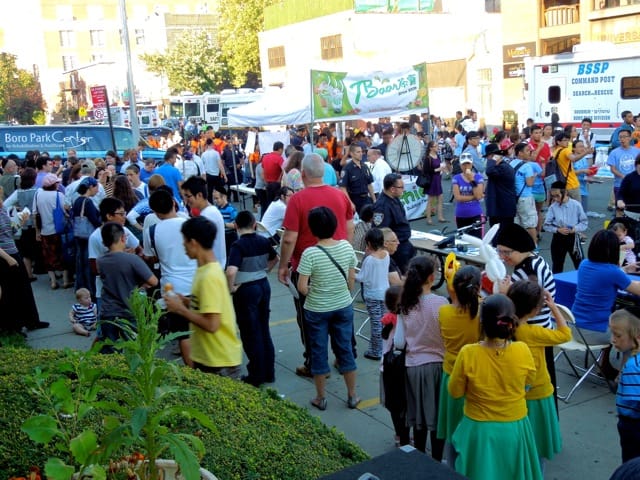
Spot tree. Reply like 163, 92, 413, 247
0, 52, 46, 124
218, 0, 276, 88
140, 31, 229, 95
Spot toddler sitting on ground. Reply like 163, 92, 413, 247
69, 288, 97, 336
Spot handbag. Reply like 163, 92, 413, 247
73, 198, 95, 239
382, 340, 407, 413
53, 193, 66, 234
416, 159, 432, 190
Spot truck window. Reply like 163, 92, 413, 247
548, 86, 561, 104
621, 76, 640, 99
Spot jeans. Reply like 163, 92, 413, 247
233, 278, 275, 386
618, 415, 640, 463
304, 304, 357, 376
74, 238, 94, 299
290, 269, 312, 369
97, 316, 136, 354
392, 241, 416, 275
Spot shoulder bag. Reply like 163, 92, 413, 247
73, 198, 95, 239
53, 192, 67, 234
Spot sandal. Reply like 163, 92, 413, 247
62, 283, 74, 289
310, 397, 327, 411
50, 282, 59, 290
438, 218, 449, 223
347, 396, 361, 409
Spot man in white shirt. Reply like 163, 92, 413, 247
201, 138, 225, 201
125, 164, 149, 199
65, 160, 106, 208
260, 186, 293, 238
88, 198, 140, 305
180, 176, 226, 268
143, 189, 197, 366
368, 148, 391, 196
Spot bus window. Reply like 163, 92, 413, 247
548, 86, 561, 104
621, 76, 640, 99
184, 103, 201, 118
169, 103, 184, 118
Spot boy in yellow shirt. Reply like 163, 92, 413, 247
165, 216, 242, 378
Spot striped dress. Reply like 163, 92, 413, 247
511, 255, 556, 329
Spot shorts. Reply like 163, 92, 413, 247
533, 192, 546, 204
515, 196, 537, 229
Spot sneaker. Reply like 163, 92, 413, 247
295, 365, 312, 377
295, 365, 330, 378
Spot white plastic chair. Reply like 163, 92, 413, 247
352, 250, 370, 341
553, 304, 615, 402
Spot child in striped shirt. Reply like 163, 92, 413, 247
69, 288, 97, 336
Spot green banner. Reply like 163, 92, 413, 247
311, 63, 428, 121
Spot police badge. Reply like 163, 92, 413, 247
373, 212, 384, 226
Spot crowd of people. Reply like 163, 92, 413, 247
2, 109, 640, 479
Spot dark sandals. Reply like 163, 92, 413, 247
310, 397, 327, 411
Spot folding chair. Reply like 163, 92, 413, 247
552, 304, 615, 403
352, 250, 370, 341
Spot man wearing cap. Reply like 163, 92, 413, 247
65, 160, 106, 208
462, 131, 485, 174
372, 173, 415, 274
340, 143, 376, 215
484, 143, 516, 228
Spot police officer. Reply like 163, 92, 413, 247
372, 173, 415, 273
340, 143, 376, 216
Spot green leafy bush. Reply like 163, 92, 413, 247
0, 348, 368, 480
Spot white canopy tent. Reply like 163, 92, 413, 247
227, 88, 312, 127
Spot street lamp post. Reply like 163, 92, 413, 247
119, 0, 140, 141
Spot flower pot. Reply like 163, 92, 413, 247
154, 459, 219, 480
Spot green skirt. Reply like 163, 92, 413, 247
452, 415, 542, 480
436, 371, 465, 442
527, 394, 562, 460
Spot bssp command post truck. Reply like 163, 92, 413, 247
524, 43, 640, 143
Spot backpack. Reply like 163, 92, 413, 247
510, 160, 528, 201
544, 147, 570, 188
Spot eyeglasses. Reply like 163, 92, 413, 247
496, 248, 514, 257
113, 211, 126, 216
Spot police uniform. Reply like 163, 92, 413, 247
340, 160, 373, 215
373, 192, 415, 274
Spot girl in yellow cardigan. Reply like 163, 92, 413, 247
507, 280, 571, 474
449, 294, 541, 480
437, 266, 482, 466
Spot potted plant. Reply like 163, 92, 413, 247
22, 293, 216, 480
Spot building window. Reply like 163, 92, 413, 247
320, 34, 343, 60
135, 29, 145, 46
268, 46, 286, 68
56, 5, 74, 21
485, 0, 501, 12
477, 68, 492, 120
86, 5, 104, 20
621, 77, 640, 99
91, 53, 105, 63
62, 55, 77, 71
59, 30, 75, 48
90, 30, 105, 47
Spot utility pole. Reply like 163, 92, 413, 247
119, 0, 140, 141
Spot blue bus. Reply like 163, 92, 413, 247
0, 125, 165, 160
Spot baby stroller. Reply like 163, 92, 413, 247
608, 206, 640, 258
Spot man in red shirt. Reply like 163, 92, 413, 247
262, 141, 285, 207
278, 153, 354, 377
527, 124, 551, 239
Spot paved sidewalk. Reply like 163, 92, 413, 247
26, 269, 622, 479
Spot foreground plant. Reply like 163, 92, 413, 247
22, 293, 214, 480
